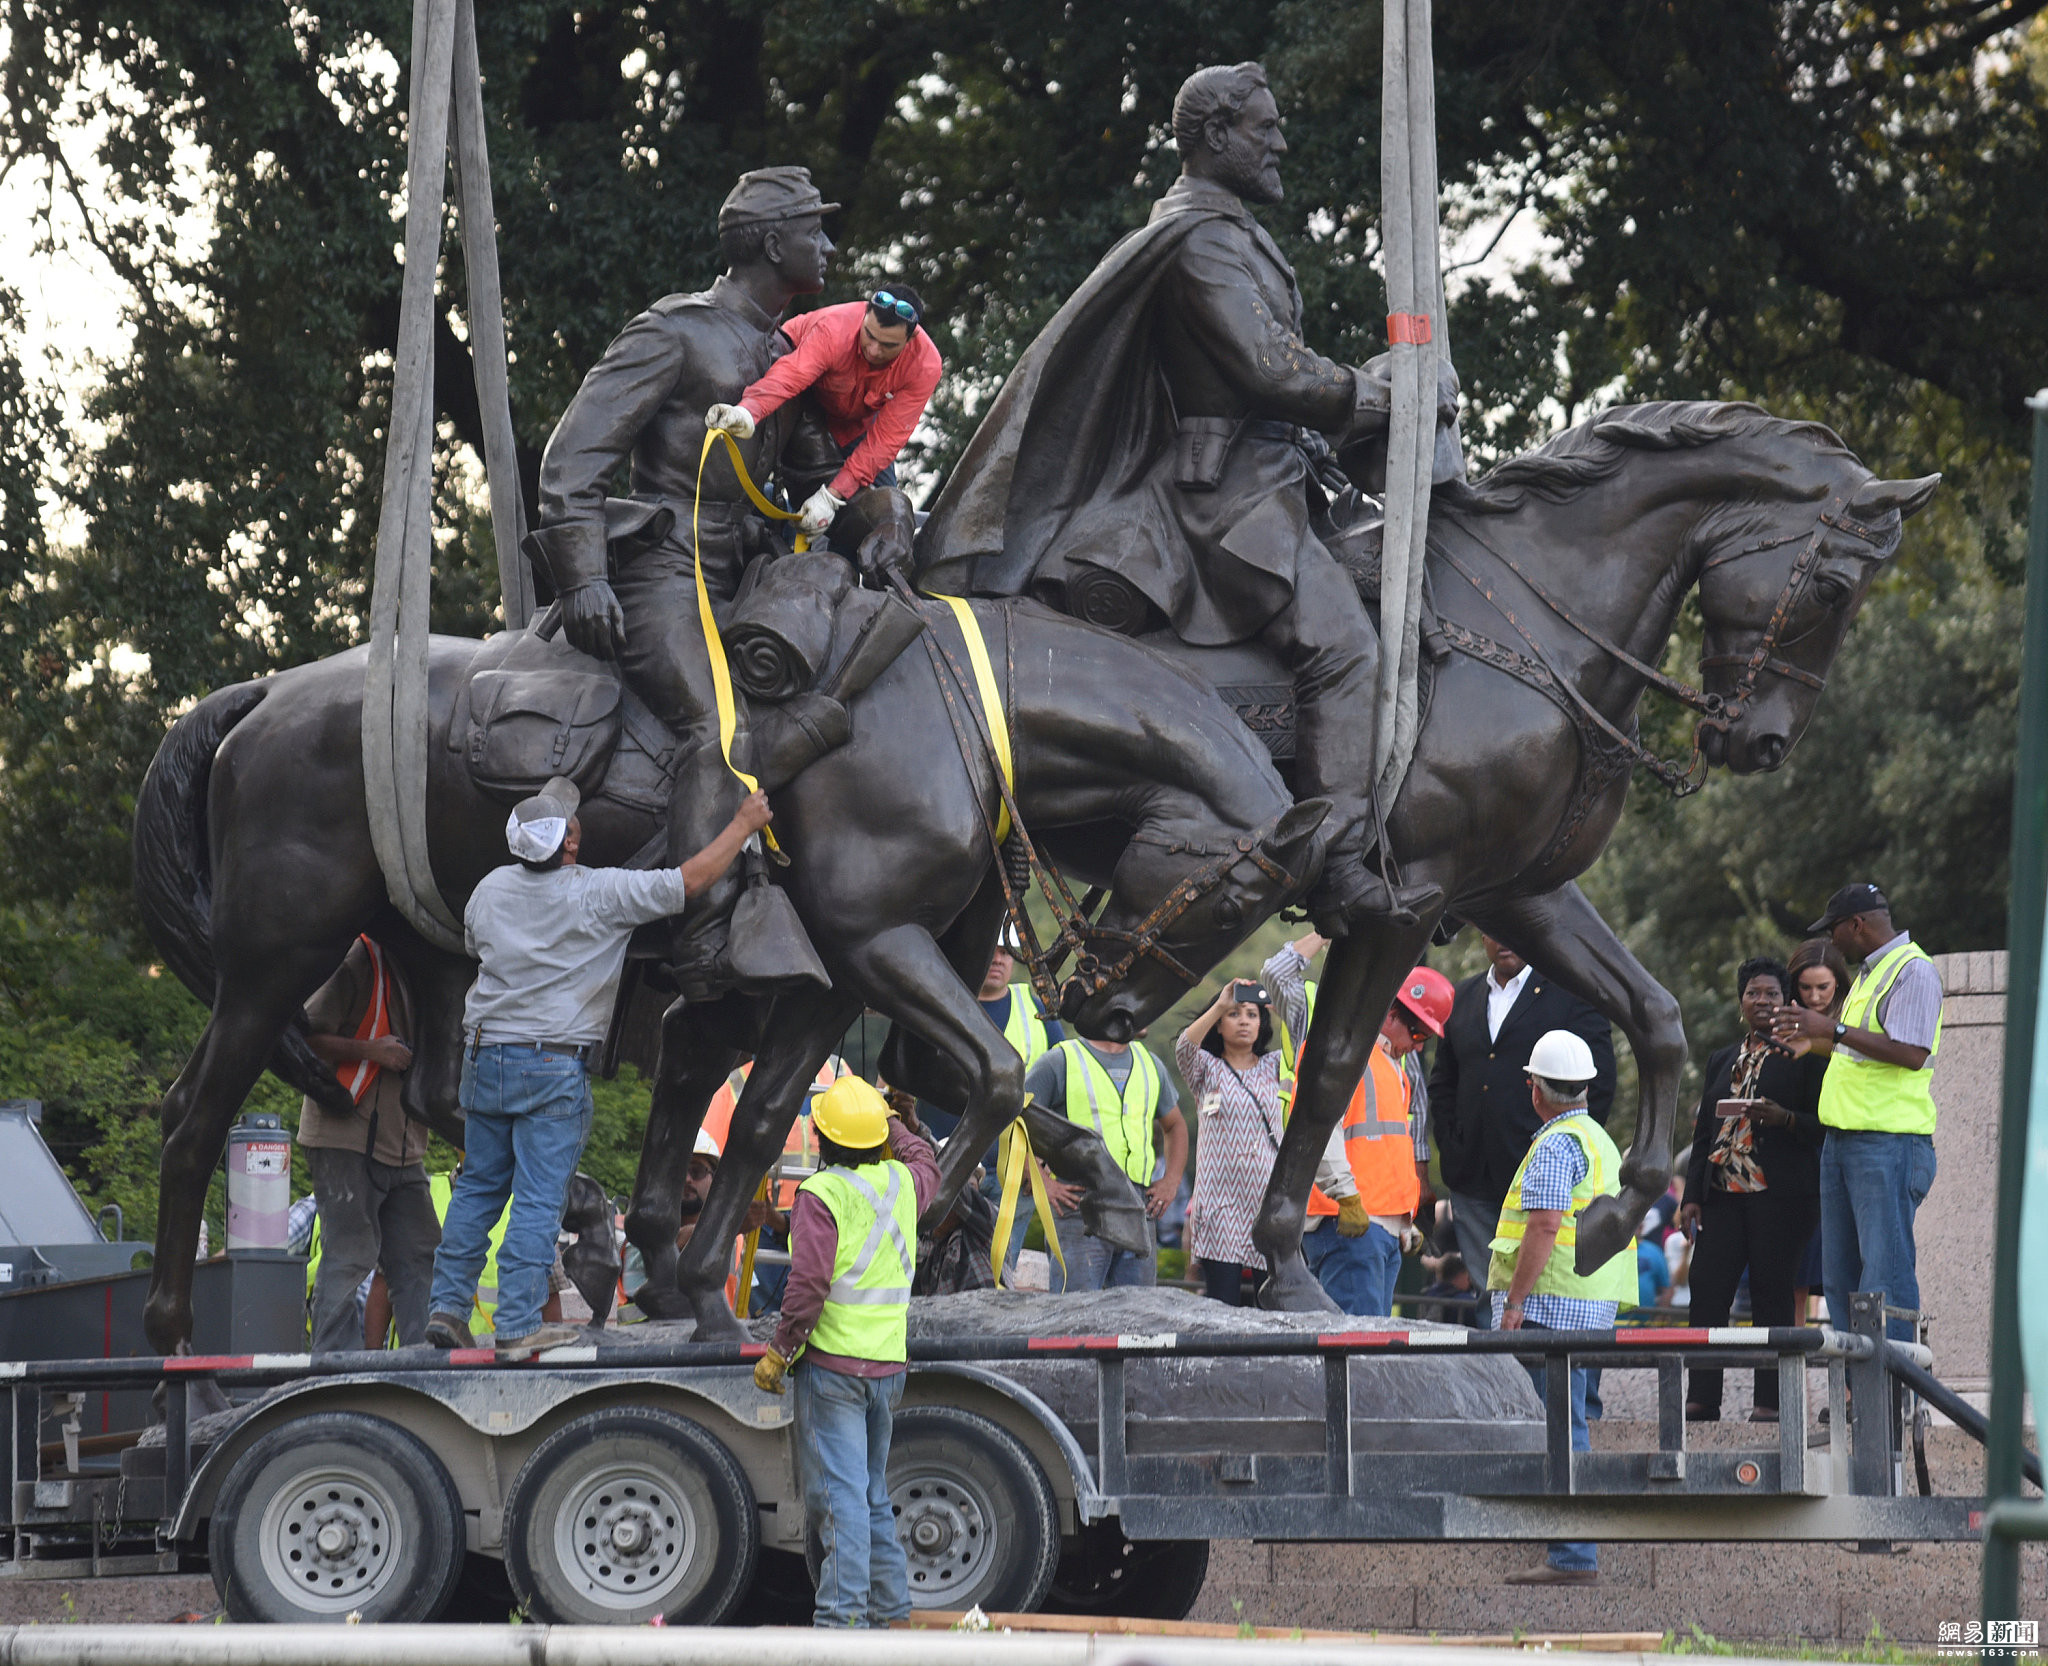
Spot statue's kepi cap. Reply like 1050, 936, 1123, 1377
1805, 882, 1888, 934
506, 776, 581, 863
718, 166, 841, 232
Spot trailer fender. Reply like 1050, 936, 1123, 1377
170, 1367, 780, 1542
907, 1363, 1112, 1525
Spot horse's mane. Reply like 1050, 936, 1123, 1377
1438, 401, 1856, 516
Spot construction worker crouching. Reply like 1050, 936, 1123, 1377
1488, 1029, 1636, 1587
753, 1077, 940, 1628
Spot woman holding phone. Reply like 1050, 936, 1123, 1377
1782, 937, 1852, 1319
1177, 977, 1286, 1305
1678, 957, 1827, 1420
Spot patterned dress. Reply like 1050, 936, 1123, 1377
1177, 1036, 1286, 1269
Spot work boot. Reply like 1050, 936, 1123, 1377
1308, 845, 1443, 937
424, 1311, 475, 1350
494, 1323, 585, 1362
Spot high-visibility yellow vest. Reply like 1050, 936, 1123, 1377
798, 1159, 917, 1362
428, 1171, 512, 1333
1819, 940, 1942, 1135
1275, 978, 1318, 1110
1058, 1040, 1161, 1185
1487, 1113, 1635, 1303
996, 986, 1052, 1067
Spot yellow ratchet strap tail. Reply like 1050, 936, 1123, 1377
691, 427, 810, 853
992, 1108, 1065, 1291
933, 593, 1014, 842
735, 1169, 772, 1316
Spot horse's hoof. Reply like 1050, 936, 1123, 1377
687, 1295, 750, 1344
1079, 1197, 1151, 1257
1256, 1255, 1341, 1314
1572, 1197, 1633, 1276
631, 1283, 694, 1322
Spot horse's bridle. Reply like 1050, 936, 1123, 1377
1058, 812, 1304, 1008
1440, 487, 1897, 797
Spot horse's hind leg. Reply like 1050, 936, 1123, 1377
624, 994, 741, 1322
676, 985, 863, 1342
1471, 880, 1684, 1271
840, 924, 1142, 1247
146, 965, 334, 1353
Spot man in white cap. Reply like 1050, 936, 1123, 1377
426, 775, 772, 1359
1487, 1029, 1635, 1586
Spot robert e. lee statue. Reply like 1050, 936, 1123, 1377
528, 167, 910, 1001
918, 63, 1459, 936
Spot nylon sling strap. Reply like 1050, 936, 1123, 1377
690, 427, 811, 855
819, 1165, 914, 1304
933, 594, 1014, 842
991, 1114, 1067, 1290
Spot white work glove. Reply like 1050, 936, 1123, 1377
798, 486, 846, 536
705, 403, 755, 440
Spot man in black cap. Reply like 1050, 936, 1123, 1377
1771, 883, 1943, 1342
528, 166, 848, 998
425, 775, 771, 1359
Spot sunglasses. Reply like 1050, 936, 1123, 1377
870, 290, 919, 325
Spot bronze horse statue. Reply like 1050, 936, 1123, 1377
131, 594, 1324, 1353
1131, 401, 1935, 1304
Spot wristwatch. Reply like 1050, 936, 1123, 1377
1833, 1022, 1848, 1043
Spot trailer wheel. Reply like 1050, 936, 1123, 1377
207, 1410, 465, 1623
1044, 1521, 1209, 1620
503, 1406, 758, 1625
804, 1405, 1057, 1614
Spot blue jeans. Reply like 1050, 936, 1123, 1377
1522, 1342, 1596, 1572
1820, 1129, 1936, 1343
838, 437, 898, 489
428, 1045, 593, 1340
1051, 1211, 1155, 1293
1302, 1217, 1402, 1316
796, 1363, 908, 1627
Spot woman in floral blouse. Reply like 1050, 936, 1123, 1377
1177, 978, 1286, 1305
1678, 957, 1827, 1421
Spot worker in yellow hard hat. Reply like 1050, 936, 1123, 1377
753, 1077, 939, 1627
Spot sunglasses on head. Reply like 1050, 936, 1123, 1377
870, 290, 918, 325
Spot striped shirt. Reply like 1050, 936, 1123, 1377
1176, 1034, 1285, 1269
1490, 1109, 1619, 1331
1842, 931, 1942, 1057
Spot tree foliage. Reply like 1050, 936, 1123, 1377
0, 0, 2041, 1151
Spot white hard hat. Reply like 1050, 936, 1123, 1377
694, 1127, 721, 1159
1525, 1029, 1596, 1083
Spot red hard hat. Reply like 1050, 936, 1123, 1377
1394, 966, 1455, 1038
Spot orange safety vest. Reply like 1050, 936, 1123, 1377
340, 935, 394, 1104
1306, 1044, 1420, 1220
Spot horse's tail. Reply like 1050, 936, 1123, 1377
132, 680, 344, 1110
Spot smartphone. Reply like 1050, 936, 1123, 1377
1715, 1097, 1758, 1119
1230, 979, 1270, 1006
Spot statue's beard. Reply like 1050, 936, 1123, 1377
1214, 136, 1283, 205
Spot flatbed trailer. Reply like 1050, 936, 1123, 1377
1, 1293, 1999, 1625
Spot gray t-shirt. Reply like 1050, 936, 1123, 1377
1022, 1042, 1179, 1118
462, 863, 690, 1045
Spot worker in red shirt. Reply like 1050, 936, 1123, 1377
705, 284, 941, 536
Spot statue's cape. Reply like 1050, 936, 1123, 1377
916, 201, 1228, 600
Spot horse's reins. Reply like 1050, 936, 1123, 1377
1435, 489, 1893, 797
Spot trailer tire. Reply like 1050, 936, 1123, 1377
503, 1406, 758, 1625
1044, 1522, 1209, 1620
806, 1405, 1058, 1615
207, 1410, 465, 1624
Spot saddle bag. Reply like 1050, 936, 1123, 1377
458, 628, 624, 802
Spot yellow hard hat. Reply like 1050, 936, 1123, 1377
811, 1075, 891, 1149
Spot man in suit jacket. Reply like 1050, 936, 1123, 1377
1428, 936, 1617, 1329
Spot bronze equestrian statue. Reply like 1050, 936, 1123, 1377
916, 60, 1940, 1302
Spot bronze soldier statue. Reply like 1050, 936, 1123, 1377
918, 63, 1457, 934
528, 167, 849, 998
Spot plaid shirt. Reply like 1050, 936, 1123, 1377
1490, 1109, 1620, 1331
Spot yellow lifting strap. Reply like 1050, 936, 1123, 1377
691, 427, 810, 854
932, 594, 1014, 843
734, 1169, 772, 1315
991, 1108, 1066, 1291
